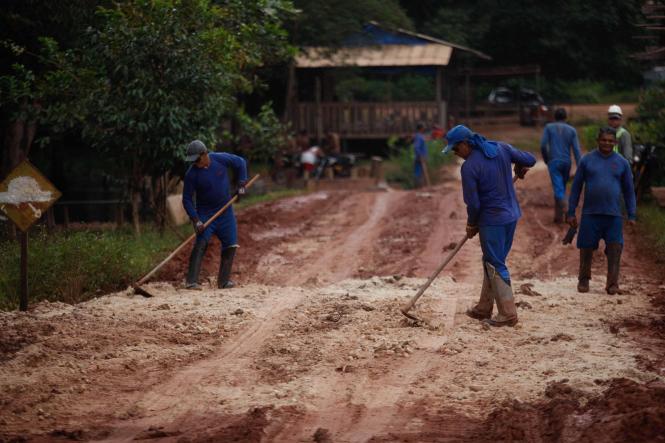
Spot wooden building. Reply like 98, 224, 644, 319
285, 22, 491, 141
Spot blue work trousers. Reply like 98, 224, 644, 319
197, 208, 238, 248
479, 221, 517, 285
547, 160, 571, 201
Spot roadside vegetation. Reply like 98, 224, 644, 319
0, 225, 184, 310
0, 189, 309, 310
384, 137, 452, 189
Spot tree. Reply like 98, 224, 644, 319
290, 0, 412, 47
39, 0, 295, 233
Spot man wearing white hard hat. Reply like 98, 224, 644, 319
607, 105, 633, 164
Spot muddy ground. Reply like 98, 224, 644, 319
1, 126, 665, 442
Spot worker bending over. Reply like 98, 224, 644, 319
443, 125, 536, 327
182, 140, 248, 290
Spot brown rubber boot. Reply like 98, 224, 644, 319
605, 243, 622, 295
466, 263, 493, 320
554, 198, 566, 224
483, 263, 518, 327
577, 248, 593, 293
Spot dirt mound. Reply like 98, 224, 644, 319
482, 378, 665, 442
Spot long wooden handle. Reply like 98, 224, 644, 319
134, 174, 259, 286
421, 158, 431, 187
401, 234, 468, 314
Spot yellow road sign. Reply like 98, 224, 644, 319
0, 160, 62, 232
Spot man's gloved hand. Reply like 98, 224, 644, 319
514, 164, 530, 179
193, 219, 205, 235
466, 224, 479, 239
236, 181, 247, 201
566, 215, 578, 229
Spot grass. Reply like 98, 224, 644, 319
637, 202, 665, 262
235, 188, 307, 210
0, 188, 308, 310
0, 225, 184, 310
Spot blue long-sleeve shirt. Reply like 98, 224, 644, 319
540, 122, 581, 165
461, 142, 536, 227
567, 149, 636, 220
414, 133, 427, 160
182, 152, 248, 221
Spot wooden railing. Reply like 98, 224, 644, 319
289, 101, 442, 138
287, 101, 520, 138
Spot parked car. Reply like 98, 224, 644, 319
487, 87, 553, 126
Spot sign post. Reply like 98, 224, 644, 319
0, 160, 61, 311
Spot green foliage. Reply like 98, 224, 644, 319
410, 0, 647, 87
335, 74, 433, 102
0, 226, 183, 310
637, 203, 665, 262
634, 82, 665, 143
385, 135, 451, 188
235, 103, 290, 163
39, 1, 294, 179
633, 81, 665, 186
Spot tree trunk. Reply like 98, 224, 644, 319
130, 160, 142, 236
131, 190, 141, 236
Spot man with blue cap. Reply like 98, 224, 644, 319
182, 140, 248, 290
443, 125, 536, 327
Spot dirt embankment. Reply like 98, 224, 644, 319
1, 155, 665, 442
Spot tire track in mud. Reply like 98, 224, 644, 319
281, 190, 406, 286
98, 288, 307, 442
268, 294, 460, 443
97, 191, 408, 442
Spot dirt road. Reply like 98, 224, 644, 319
2, 139, 665, 442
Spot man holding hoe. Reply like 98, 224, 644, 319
443, 125, 536, 327
182, 140, 248, 290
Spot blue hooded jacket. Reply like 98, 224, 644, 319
444, 125, 536, 226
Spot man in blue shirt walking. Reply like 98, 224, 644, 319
443, 125, 536, 327
182, 140, 248, 290
413, 123, 428, 188
567, 127, 636, 295
540, 108, 582, 223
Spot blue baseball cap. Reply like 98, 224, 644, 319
442, 125, 473, 154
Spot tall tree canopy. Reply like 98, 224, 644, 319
404, 0, 648, 86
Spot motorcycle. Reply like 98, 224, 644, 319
632, 143, 660, 202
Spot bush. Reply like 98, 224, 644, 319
0, 226, 183, 310
638, 203, 665, 262
385, 135, 451, 188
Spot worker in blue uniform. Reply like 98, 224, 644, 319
540, 108, 582, 223
413, 123, 428, 188
443, 125, 536, 327
567, 127, 636, 295
182, 140, 248, 290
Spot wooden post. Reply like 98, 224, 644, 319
436, 67, 447, 129
315, 73, 322, 145
63, 205, 70, 229
19, 231, 28, 311
464, 69, 471, 122
46, 207, 56, 233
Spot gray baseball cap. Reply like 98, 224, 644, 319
185, 140, 207, 162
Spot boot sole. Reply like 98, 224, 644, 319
466, 310, 491, 321
483, 318, 518, 327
